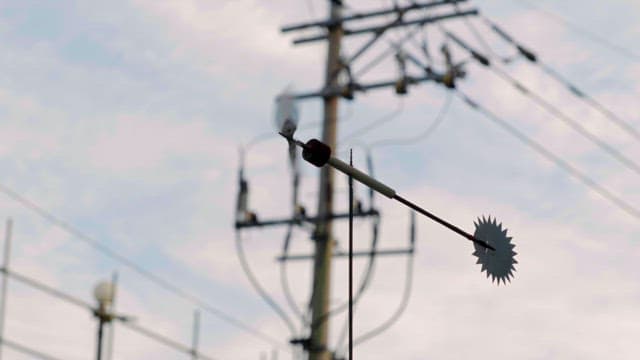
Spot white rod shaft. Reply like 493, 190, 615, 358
328, 157, 396, 198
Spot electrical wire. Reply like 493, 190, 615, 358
451, 1, 504, 62
280, 170, 307, 326
441, 27, 640, 177
235, 231, 298, 335
305, 151, 381, 335
340, 212, 416, 355
1, 338, 66, 360
455, 89, 640, 220
366, 89, 453, 148
305, 216, 380, 335
536, 61, 640, 142
487, 65, 640, 177
279, 225, 306, 326
334, 215, 380, 351
339, 98, 405, 145
507, 0, 640, 63
0, 183, 288, 349
354, 23, 426, 78
479, 16, 640, 144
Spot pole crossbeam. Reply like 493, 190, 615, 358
281, 0, 468, 33
277, 248, 413, 262
292, 9, 478, 44
235, 209, 379, 229
292, 73, 445, 100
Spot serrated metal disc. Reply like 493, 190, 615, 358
472, 216, 517, 285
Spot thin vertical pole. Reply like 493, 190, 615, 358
191, 309, 200, 360
348, 152, 354, 360
96, 318, 105, 360
309, 1, 343, 359
0, 218, 13, 360
105, 271, 118, 360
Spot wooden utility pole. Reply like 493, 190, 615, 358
0, 219, 13, 360
309, 2, 343, 359
232, 1, 478, 358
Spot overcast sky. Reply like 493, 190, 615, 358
0, 0, 639, 359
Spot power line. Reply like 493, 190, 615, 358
0, 183, 288, 349
1, 338, 66, 360
507, 0, 640, 63
455, 89, 640, 220
366, 89, 453, 148
339, 98, 405, 144
234, 231, 298, 335
354, 23, 427, 78
334, 214, 380, 352
479, 16, 640, 144
280, 226, 307, 327
340, 211, 415, 354
536, 61, 640, 142
442, 29, 640, 177
487, 65, 640, 177
451, 1, 504, 62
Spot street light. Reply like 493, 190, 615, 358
93, 280, 114, 360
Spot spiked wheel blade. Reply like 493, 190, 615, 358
472, 216, 517, 285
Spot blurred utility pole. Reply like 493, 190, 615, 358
254, 1, 474, 358
0, 219, 13, 360
309, 1, 343, 359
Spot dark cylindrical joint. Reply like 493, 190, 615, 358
472, 51, 490, 67
516, 45, 537, 62
302, 139, 332, 167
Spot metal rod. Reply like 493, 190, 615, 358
277, 248, 413, 262
0, 219, 12, 360
293, 10, 478, 44
281, 0, 469, 32
105, 271, 118, 360
96, 317, 105, 360
281, 134, 494, 251
191, 309, 200, 360
393, 195, 494, 250
348, 150, 354, 360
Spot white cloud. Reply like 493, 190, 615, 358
0, 0, 638, 359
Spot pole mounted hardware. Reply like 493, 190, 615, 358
279, 124, 520, 283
